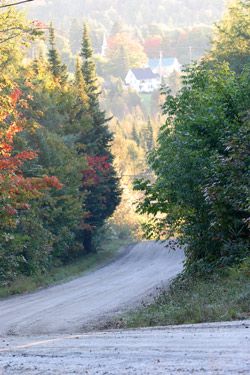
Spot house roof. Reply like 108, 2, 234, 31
130, 67, 159, 80
149, 57, 177, 70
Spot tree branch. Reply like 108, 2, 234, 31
0, 31, 22, 44
0, 0, 35, 8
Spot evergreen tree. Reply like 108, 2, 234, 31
110, 45, 130, 79
80, 23, 112, 154
48, 23, 68, 85
132, 123, 140, 146
142, 117, 154, 152
81, 24, 99, 107
75, 56, 89, 107
80, 24, 121, 252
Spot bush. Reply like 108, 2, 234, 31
135, 62, 250, 271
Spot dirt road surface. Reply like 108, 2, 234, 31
0, 241, 184, 336
0, 321, 249, 374
1, 242, 249, 374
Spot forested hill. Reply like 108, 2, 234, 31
27, 0, 226, 28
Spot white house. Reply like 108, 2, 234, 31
125, 68, 160, 93
149, 56, 181, 79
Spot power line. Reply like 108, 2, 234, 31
0, 0, 34, 8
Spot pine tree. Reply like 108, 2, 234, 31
48, 23, 68, 85
111, 45, 130, 79
142, 117, 154, 152
79, 24, 121, 252
75, 56, 89, 107
81, 24, 99, 107
132, 123, 140, 146
80, 23, 112, 155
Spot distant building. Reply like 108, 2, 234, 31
125, 68, 160, 93
149, 55, 181, 79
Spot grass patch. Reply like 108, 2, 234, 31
0, 237, 130, 299
117, 258, 250, 328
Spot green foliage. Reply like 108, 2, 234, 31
211, 0, 250, 73
135, 61, 250, 270
108, 46, 130, 79
26, 128, 85, 261
81, 24, 99, 107
0, 9, 121, 283
118, 258, 250, 328
142, 117, 154, 152
78, 25, 121, 252
0, 237, 129, 298
48, 23, 68, 85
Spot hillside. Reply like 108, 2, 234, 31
27, 0, 226, 29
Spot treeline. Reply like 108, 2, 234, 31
25, 0, 224, 76
0, 9, 120, 284
109, 114, 160, 239
28, 0, 225, 29
135, 0, 250, 272
23, 0, 221, 125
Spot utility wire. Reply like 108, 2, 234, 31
0, 0, 34, 8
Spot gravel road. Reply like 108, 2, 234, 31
0, 321, 249, 374
0, 241, 249, 374
0, 241, 184, 336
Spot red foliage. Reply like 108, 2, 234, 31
10, 88, 22, 105
0, 87, 62, 224
144, 37, 162, 58
32, 20, 48, 30
82, 156, 111, 187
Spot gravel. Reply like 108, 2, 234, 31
0, 321, 249, 374
1, 241, 248, 374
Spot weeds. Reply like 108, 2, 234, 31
119, 258, 250, 328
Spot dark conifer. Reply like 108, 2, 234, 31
79, 24, 121, 252
75, 56, 89, 107
48, 23, 68, 85
143, 117, 154, 152
80, 24, 99, 107
80, 23, 112, 155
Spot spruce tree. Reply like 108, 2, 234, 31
80, 23, 112, 155
110, 45, 130, 79
48, 23, 68, 85
132, 123, 140, 147
142, 117, 154, 152
80, 24, 121, 252
81, 24, 99, 107
75, 56, 89, 107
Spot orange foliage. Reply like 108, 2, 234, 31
107, 33, 147, 67
0, 87, 62, 224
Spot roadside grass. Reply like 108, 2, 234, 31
116, 258, 250, 328
0, 237, 130, 299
